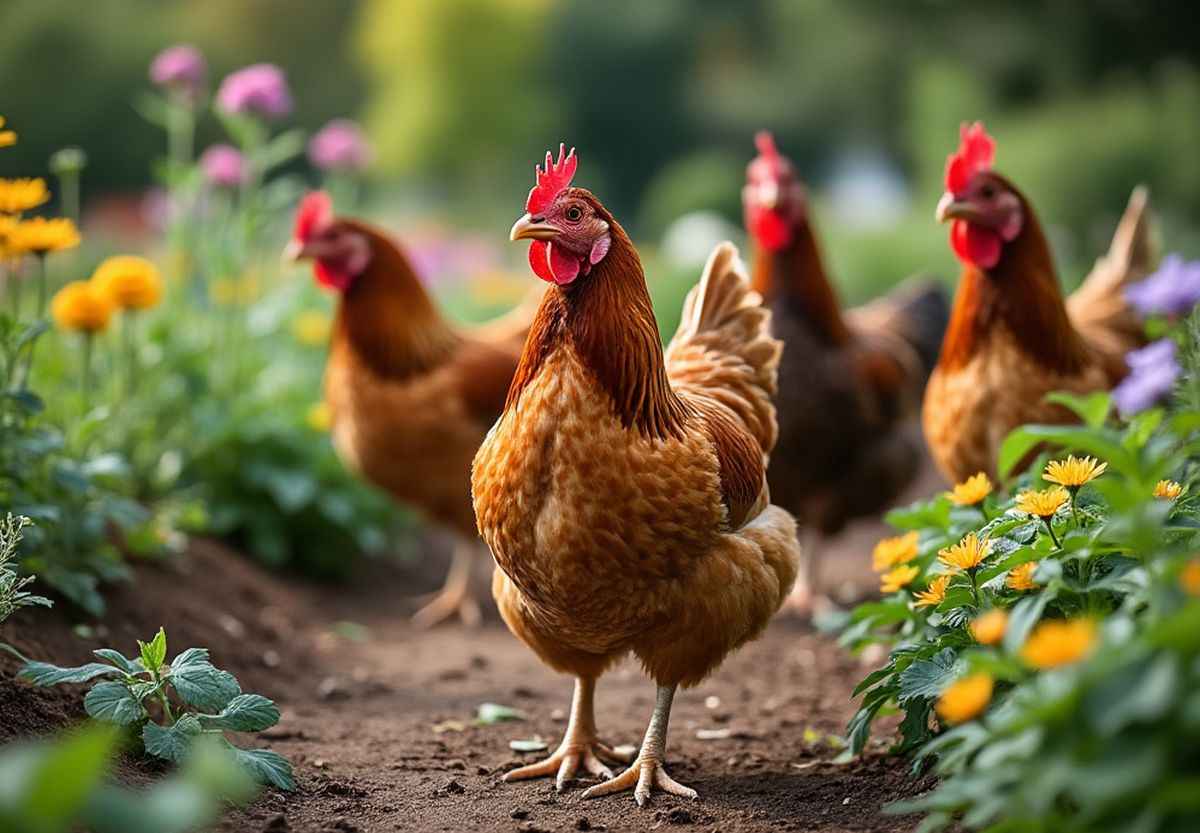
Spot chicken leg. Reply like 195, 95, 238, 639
582, 685, 697, 806
410, 540, 482, 629
502, 676, 631, 790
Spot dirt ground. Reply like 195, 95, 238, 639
0, 457, 945, 833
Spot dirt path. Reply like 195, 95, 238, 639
1, 535, 935, 833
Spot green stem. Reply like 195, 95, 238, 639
124, 310, 137, 399
152, 671, 176, 724
61, 172, 80, 226
81, 332, 92, 407
34, 253, 47, 319
1043, 517, 1061, 549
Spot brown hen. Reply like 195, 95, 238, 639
472, 147, 799, 806
925, 123, 1153, 483
288, 192, 536, 626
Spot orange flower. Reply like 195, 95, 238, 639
935, 674, 994, 724
872, 531, 919, 572
1021, 620, 1096, 669
51, 281, 114, 333
970, 609, 1008, 645
1006, 561, 1041, 592
1181, 560, 1200, 596
913, 573, 952, 608
880, 564, 919, 594
947, 472, 991, 506
91, 255, 164, 310
1044, 455, 1106, 488
938, 532, 990, 572
1015, 486, 1069, 519
1154, 480, 1183, 501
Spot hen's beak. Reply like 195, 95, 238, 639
283, 239, 309, 263
510, 213, 561, 242
936, 193, 981, 224
757, 181, 780, 210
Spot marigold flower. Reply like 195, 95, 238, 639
871, 531, 919, 572
935, 673, 993, 724
51, 281, 114, 333
970, 609, 1008, 645
1015, 486, 1069, 519
1044, 455, 1107, 488
1021, 619, 1096, 669
947, 472, 991, 506
913, 573, 952, 608
292, 310, 332, 346
92, 255, 164, 310
0, 178, 50, 214
1181, 559, 1200, 597
1154, 480, 1184, 500
938, 532, 990, 572
1006, 561, 1041, 592
0, 116, 15, 148
9, 217, 80, 255
307, 402, 332, 432
880, 563, 919, 594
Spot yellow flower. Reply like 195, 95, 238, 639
0, 178, 49, 213
51, 281, 114, 333
1154, 480, 1183, 501
913, 573, 952, 608
938, 532, 991, 572
1181, 559, 1200, 596
1006, 561, 1041, 592
1045, 455, 1107, 488
880, 563, 919, 594
292, 310, 332, 346
871, 531, 919, 572
935, 673, 993, 724
91, 256, 164, 310
210, 277, 237, 306
0, 116, 15, 148
1021, 619, 1096, 669
8, 216, 79, 255
306, 402, 333, 432
1015, 486, 1069, 519
947, 472, 991, 506
970, 609, 1008, 645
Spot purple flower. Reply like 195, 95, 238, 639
1112, 338, 1181, 416
200, 144, 246, 189
1126, 253, 1200, 318
149, 44, 208, 102
308, 119, 374, 172
216, 64, 293, 121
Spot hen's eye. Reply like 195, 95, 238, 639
979, 184, 996, 199
565, 205, 583, 222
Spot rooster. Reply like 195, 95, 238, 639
743, 132, 949, 610
472, 146, 800, 805
926, 122, 1153, 483
287, 192, 536, 627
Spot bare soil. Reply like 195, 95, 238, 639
0, 527, 941, 833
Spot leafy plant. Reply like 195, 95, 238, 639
5, 627, 296, 790
0, 514, 50, 626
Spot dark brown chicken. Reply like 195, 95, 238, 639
742, 133, 949, 609
287, 192, 536, 626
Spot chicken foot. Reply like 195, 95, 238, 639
410, 541, 482, 628
582, 685, 697, 806
502, 676, 631, 791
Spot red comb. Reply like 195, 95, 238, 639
295, 191, 333, 242
945, 122, 995, 193
525, 144, 577, 215
754, 131, 779, 160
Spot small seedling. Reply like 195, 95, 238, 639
5, 627, 296, 790
0, 515, 51, 627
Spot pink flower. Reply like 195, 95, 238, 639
201, 144, 246, 189
149, 44, 208, 103
216, 64, 293, 121
308, 119, 373, 172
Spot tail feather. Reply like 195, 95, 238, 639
1067, 185, 1155, 357
666, 242, 782, 453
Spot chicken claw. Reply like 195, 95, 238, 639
581, 685, 697, 807
410, 542, 482, 628
502, 677, 630, 791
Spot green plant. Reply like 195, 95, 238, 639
0, 724, 256, 833
0, 514, 51, 626
4, 627, 296, 790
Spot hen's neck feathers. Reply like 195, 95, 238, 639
939, 181, 1089, 374
751, 216, 851, 345
334, 222, 459, 379
507, 212, 689, 440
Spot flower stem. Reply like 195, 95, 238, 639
81, 332, 92, 406
1043, 517, 1061, 549
123, 310, 138, 399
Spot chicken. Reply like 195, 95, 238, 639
472, 146, 800, 805
286, 192, 536, 627
742, 132, 949, 610
925, 122, 1153, 483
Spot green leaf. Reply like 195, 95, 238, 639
138, 628, 168, 672
169, 648, 241, 711
142, 714, 202, 763
93, 648, 144, 675
1045, 391, 1111, 428
84, 681, 147, 725
0, 725, 116, 830
12, 654, 124, 687
228, 746, 297, 791
997, 423, 1135, 480
198, 694, 280, 733
897, 649, 962, 703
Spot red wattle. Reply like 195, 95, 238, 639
749, 209, 793, 251
315, 261, 354, 292
950, 220, 1002, 270
528, 241, 581, 285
